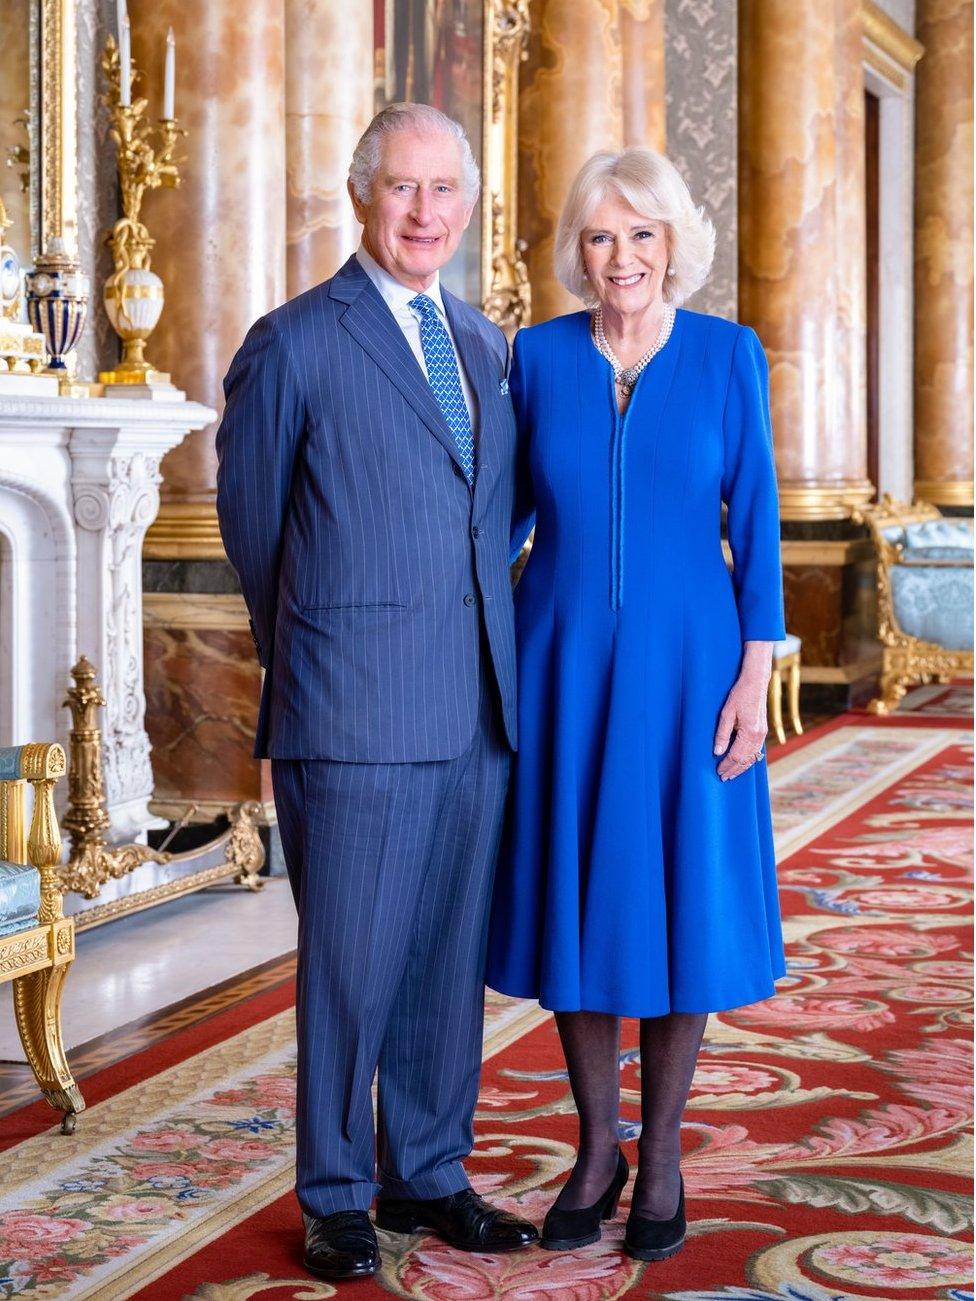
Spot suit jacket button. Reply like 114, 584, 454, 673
471, 525, 480, 539
463, 593, 476, 606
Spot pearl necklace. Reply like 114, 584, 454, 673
592, 303, 676, 397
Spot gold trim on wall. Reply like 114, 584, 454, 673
143, 502, 226, 559
778, 482, 876, 522
36, 0, 78, 259
863, 45, 907, 90
143, 592, 251, 629
913, 479, 975, 507
481, 1, 531, 330
860, 1, 924, 73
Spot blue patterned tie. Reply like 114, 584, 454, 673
409, 293, 475, 485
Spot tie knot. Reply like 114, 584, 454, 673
409, 293, 438, 320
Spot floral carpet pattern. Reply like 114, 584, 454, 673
0, 710, 971, 1300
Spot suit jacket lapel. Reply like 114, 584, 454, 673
331, 258, 467, 478
442, 290, 498, 509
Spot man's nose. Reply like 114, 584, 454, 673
411, 189, 434, 224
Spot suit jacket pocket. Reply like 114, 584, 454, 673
300, 601, 409, 613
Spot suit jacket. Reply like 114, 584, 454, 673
215, 254, 518, 762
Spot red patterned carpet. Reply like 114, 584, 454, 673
1, 697, 972, 1300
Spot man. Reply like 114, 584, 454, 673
215, 103, 537, 1282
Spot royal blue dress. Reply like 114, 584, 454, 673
486, 309, 787, 1017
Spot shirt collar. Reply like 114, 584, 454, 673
356, 244, 446, 320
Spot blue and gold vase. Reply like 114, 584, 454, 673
26, 248, 90, 374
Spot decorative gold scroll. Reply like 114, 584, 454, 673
481, 1, 531, 331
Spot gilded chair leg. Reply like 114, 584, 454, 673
768, 667, 786, 745
788, 660, 803, 736
12, 964, 85, 1129
868, 657, 909, 716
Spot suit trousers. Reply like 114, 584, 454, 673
272, 680, 510, 1216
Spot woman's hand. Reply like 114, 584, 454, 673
713, 641, 774, 781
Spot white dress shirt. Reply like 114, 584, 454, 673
355, 244, 477, 432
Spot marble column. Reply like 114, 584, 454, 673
285, 2, 373, 298
738, 0, 872, 520
128, 0, 287, 551
520, 0, 666, 323
621, 1, 666, 152
833, 0, 867, 493
914, 0, 974, 507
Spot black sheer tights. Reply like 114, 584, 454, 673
553, 1010, 708, 1219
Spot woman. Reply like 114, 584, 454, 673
486, 149, 786, 1262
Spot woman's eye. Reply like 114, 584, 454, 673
634, 230, 654, 240
590, 234, 610, 244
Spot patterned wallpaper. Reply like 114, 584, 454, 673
665, 0, 738, 320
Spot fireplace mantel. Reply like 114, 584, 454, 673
0, 393, 216, 841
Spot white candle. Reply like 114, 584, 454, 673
163, 28, 175, 120
116, 0, 127, 42
119, 15, 132, 107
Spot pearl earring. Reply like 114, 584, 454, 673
666, 265, 676, 277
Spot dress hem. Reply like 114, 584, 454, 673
486, 970, 787, 1019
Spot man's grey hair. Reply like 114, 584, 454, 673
349, 103, 481, 205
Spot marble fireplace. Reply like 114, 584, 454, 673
0, 392, 214, 851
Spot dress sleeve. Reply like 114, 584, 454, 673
509, 327, 536, 563
721, 326, 786, 642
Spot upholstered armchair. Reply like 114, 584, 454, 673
854, 497, 974, 715
0, 743, 85, 1133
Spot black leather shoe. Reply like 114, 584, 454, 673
541, 1148, 629, 1251
624, 1175, 686, 1261
376, 1188, 539, 1253
303, 1210, 379, 1281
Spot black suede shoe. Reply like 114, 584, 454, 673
376, 1188, 539, 1253
540, 1147, 629, 1251
303, 1210, 379, 1281
624, 1175, 686, 1261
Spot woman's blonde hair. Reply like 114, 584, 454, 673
554, 148, 715, 307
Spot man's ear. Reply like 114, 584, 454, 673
348, 177, 367, 225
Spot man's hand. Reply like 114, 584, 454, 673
713, 641, 774, 781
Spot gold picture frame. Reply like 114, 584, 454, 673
481, 0, 530, 330
375, 0, 530, 330
31, 0, 78, 262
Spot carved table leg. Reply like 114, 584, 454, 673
788, 657, 804, 736
768, 666, 786, 745
12, 963, 85, 1130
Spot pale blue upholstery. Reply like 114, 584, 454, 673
890, 564, 974, 651
773, 633, 801, 659
0, 860, 40, 937
905, 518, 974, 550
880, 518, 975, 552
0, 746, 26, 781
881, 517, 974, 652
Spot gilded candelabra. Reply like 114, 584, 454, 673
98, 34, 183, 389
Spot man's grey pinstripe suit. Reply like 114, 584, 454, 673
215, 254, 517, 1216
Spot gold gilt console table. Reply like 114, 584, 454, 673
61, 656, 265, 930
